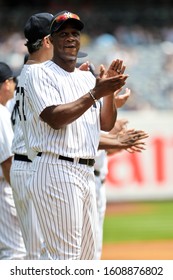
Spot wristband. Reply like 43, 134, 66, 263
88, 89, 97, 104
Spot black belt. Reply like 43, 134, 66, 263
14, 153, 94, 167
14, 152, 42, 162
94, 170, 100, 176
59, 155, 95, 167
94, 169, 105, 184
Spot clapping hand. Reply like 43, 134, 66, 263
99, 59, 126, 78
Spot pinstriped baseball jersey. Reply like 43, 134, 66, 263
0, 104, 26, 259
11, 93, 28, 156
15, 66, 38, 161
19, 61, 100, 160
0, 104, 14, 162
10, 66, 48, 259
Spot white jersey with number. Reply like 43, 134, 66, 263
19, 61, 100, 160
10, 67, 48, 259
11, 94, 28, 155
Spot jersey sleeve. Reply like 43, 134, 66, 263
0, 107, 14, 164
27, 65, 62, 116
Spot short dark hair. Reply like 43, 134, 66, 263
25, 38, 43, 54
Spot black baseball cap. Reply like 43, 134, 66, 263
24, 12, 54, 43
0, 62, 14, 83
50, 11, 84, 34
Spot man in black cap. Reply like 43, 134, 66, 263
10, 12, 54, 259
0, 62, 13, 84
17, 10, 130, 259
0, 62, 26, 259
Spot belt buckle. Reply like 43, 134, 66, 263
88, 159, 94, 167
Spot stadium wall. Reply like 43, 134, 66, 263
106, 110, 173, 202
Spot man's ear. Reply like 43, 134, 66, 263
49, 35, 53, 43
44, 35, 52, 44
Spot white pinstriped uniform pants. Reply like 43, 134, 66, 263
28, 154, 98, 260
0, 178, 26, 259
10, 159, 48, 259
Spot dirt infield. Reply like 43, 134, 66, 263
101, 202, 173, 260
101, 240, 173, 260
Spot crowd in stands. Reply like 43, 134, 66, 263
0, 5, 173, 111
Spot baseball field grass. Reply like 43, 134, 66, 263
103, 200, 173, 243
102, 200, 173, 259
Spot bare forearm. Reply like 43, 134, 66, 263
100, 94, 117, 131
98, 134, 123, 150
40, 92, 96, 129
99, 129, 149, 151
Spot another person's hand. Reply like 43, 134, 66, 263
117, 129, 148, 146
114, 88, 131, 108
78, 61, 90, 71
107, 129, 149, 155
109, 118, 128, 135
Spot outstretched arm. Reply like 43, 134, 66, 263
99, 129, 148, 150
106, 129, 148, 155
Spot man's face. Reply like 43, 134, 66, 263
8, 78, 16, 101
51, 22, 81, 61
0, 78, 16, 104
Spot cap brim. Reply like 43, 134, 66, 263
51, 18, 84, 34
77, 51, 88, 58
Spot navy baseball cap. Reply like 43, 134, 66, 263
77, 51, 88, 58
0, 62, 14, 83
50, 11, 84, 34
24, 12, 54, 43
